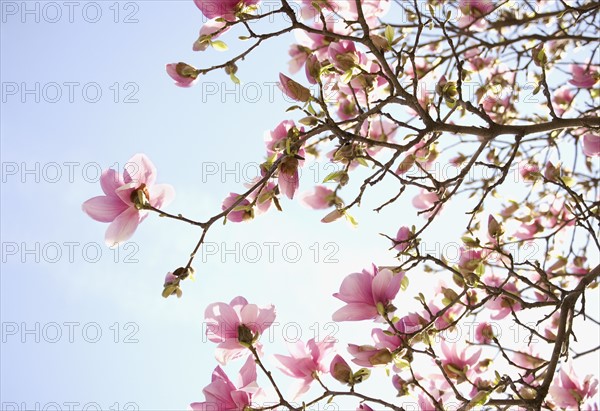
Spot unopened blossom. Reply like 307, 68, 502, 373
569, 64, 598, 88
332, 265, 404, 321
330, 354, 353, 385
82, 154, 174, 247
273, 338, 335, 398
393, 226, 412, 252
549, 361, 599, 409
166, 62, 200, 87
190, 356, 262, 411
348, 344, 393, 367
356, 404, 374, 411
279, 73, 311, 102
204, 296, 276, 364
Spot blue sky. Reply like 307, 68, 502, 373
1, 1, 598, 410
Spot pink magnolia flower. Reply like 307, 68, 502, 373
204, 296, 276, 364
348, 344, 393, 368
273, 338, 335, 398
166, 62, 199, 87
412, 189, 441, 218
330, 354, 353, 384
549, 361, 599, 409
222, 193, 253, 223
357, 404, 374, 411
458, 247, 483, 272
279, 73, 311, 102
346, 1, 391, 27
552, 86, 574, 116
514, 220, 541, 240
365, 118, 397, 156
302, 186, 336, 209
328, 40, 360, 71
190, 356, 262, 411
288, 44, 310, 74
393, 226, 412, 252
332, 265, 404, 321
458, 0, 495, 29
278, 157, 301, 200
474, 322, 495, 344
582, 133, 600, 157
297, 0, 351, 22
464, 48, 494, 72
245, 180, 277, 214
193, 0, 259, 20
265, 120, 297, 154
569, 64, 599, 88
439, 340, 482, 379
193, 18, 230, 51
483, 277, 523, 320
519, 162, 540, 182
82, 154, 174, 247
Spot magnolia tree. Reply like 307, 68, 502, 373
82, 0, 600, 410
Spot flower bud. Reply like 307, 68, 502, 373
330, 355, 353, 385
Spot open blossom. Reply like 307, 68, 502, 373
82, 154, 174, 247
569, 64, 598, 88
519, 162, 540, 182
332, 265, 404, 321
190, 356, 262, 411
412, 189, 441, 218
514, 220, 541, 240
440, 340, 482, 379
582, 133, 600, 157
474, 322, 495, 344
549, 361, 599, 409
552, 86, 574, 116
265, 120, 297, 154
204, 296, 276, 364
193, 18, 230, 51
302, 186, 336, 209
348, 344, 393, 368
483, 276, 523, 320
328, 40, 360, 71
393, 226, 412, 252
193, 0, 259, 20
365, 118, 397, 156
166, 62, 199, 87
458, 247, 483, 273
288, 44, 310, 74
273, 338, 335, 398
222, 193, 253, 222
